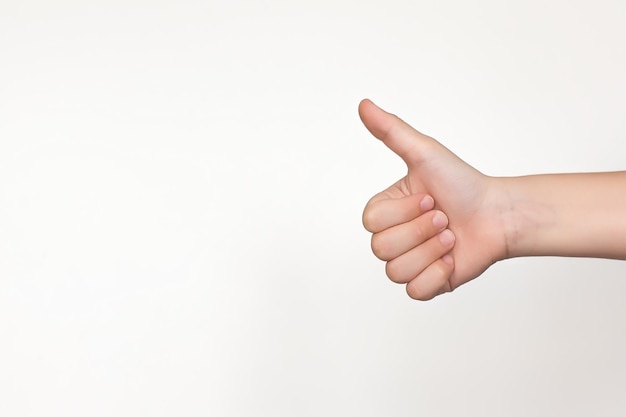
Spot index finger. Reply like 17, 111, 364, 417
363, 192, 434, 233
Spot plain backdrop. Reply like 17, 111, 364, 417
1, 1, 626, 416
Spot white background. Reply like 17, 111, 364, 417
1, 1, 626, 416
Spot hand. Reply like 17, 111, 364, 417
360, 99, 509, 300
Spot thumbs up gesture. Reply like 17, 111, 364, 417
360, 99, 508, 300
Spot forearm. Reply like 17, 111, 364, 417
501, 172, 626, 260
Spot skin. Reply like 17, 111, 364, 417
360, 99, 626, 301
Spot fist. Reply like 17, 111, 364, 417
364, 192, 456, 300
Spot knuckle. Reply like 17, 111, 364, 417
362, 205, 381, 232
371, 234, 392, 261
406, 285, 434, 301
412, 222, 427, 243
406, 281, 424, 300
385, 260, 407, 283
431, 259, 447, 276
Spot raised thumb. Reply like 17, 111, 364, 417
358, 99, 430, 168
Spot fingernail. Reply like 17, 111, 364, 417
438, 229, 455, 246
420, 195, 434, 211
442, 254, 454, 265
432, 211, 448, 229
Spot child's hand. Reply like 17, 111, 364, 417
360, 99, 509, 300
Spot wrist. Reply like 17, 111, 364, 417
476, 176, 525, 262
494, 176, 553, 260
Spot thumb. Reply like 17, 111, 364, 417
358, 99, 431, 167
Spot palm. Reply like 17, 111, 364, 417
403, 150, 505, 289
